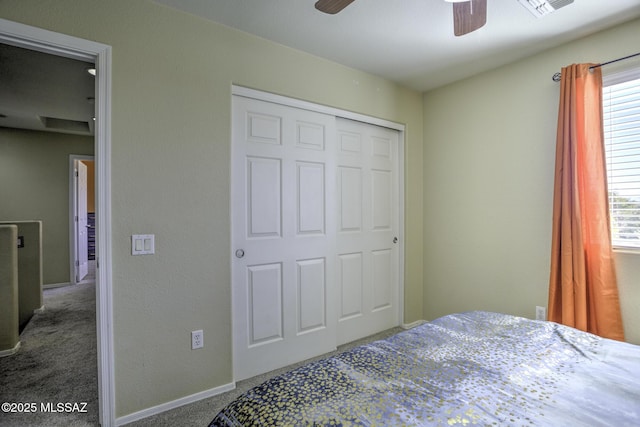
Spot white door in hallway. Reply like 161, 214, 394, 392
232, 96, 338, 381
76, 160, 89, 282
335, 118, 400, 345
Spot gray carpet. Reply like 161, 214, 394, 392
0, 282, 99, 427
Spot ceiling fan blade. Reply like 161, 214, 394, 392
453, 0, 487, 36
315, 0, 356, 14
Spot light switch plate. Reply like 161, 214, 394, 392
132, 234, 155, 255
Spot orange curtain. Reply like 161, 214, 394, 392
548, 63, 625, 341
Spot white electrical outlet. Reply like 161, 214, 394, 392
536, 306, 547, 321
191, 330, 203, 349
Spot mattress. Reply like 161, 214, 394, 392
210, 311, 640, 426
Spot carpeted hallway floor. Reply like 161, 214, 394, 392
0, 281, 99, 426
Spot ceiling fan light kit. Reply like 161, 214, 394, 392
517, 0, 574, 18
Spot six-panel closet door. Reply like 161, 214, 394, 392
231, 95, 399, 381
334, 117, 400, 346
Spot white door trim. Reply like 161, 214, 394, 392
69, 155, 94, 285
231, 84, 406, 332
232, 86, 406, 132
0, 18, 115, 427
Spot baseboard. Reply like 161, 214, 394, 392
0, 341, 21, 358
115, 381, 236, 426
402, 319, 427, 329
44, 282, 71, 289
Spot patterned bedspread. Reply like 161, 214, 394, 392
210, 311, 640, 426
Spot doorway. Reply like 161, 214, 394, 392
71, 155, 95, 284
0, 18, 114, 426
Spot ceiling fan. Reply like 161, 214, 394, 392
314, 0, 487, 37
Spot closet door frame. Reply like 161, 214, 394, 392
230, 85, 405, 378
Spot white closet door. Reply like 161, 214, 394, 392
232, 96, 337, 381
335, 118, 400, 345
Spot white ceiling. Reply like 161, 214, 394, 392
153, 0, 640, 91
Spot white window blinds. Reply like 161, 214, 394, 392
603, 74, 640, 248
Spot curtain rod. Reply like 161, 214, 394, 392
552, 51, 640, 82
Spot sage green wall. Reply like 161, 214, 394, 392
0, 225, 19, 354
0, 128, 93, 285
0, 221, 44, 328
423, 18, 640, 345
0, 0, 424, 418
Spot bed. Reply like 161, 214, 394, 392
210, 311, 640, 426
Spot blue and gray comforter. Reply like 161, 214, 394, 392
211, 311, 640, 426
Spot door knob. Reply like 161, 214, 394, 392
393, 237, 398, 244
235, 249, 245, 258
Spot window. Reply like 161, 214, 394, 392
603, 68, 640, 248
